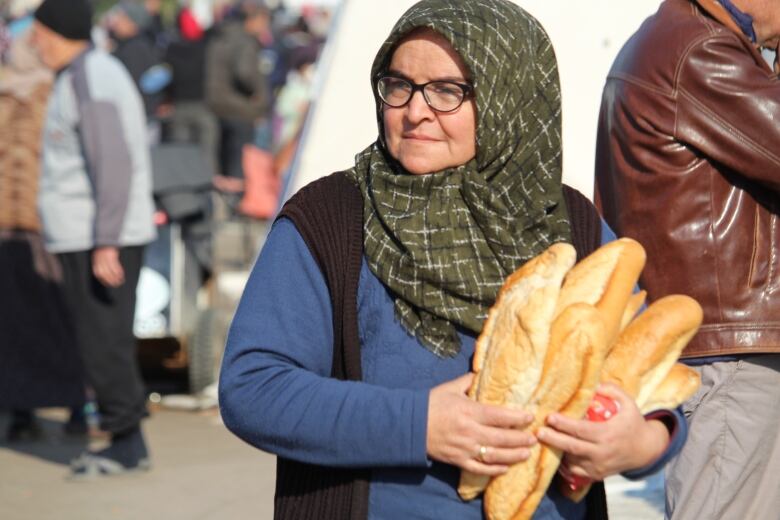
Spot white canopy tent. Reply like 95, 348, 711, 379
286, 0, 662, 201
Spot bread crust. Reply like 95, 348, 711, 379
639, 362, 701, 414
461, 238, 702, 517
602, 295, 703, 403
561, 295, 703, 503
459, 242, 576, 500
555, 238, 646, 346
483, 304, 607, 520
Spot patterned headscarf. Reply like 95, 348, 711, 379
344, 0, 571, 357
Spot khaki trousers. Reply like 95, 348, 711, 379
665, 355, 780, 520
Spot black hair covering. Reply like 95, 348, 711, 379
34, 0, 93, 41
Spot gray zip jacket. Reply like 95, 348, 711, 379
39, 47, 156, 253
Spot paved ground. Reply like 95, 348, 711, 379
0, 407, 275, 520
1, 405, 664, 520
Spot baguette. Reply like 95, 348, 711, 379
639, 362, 700, 414
460, 242, 576, 500
561, 294, 703, 503
619, 290, 646, 334
602, 295, 702, 404
483, 304, 608, 520
555, 238, 646, 346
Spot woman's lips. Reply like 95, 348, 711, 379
402, 133, 439, 141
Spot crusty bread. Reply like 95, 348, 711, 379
639, 362, 700, 414
460, 238, 702, 518
619, 290, 646, 335
483, 304, 607, 520
602, 295, 703, 404
561, 295, 703, 503
470, 242, 576, 377
460, 242, 576, 500
555, 238, 646, 346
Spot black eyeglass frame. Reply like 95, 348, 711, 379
376, 75, 475, 113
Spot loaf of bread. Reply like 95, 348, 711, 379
483, 304, 607, 520
639, 362, 700, 414
603, 295, 702, 405
554, 238, 646, 346
561, 294, 703, 503
459, 242, 577, 500
459, 236, 702, 520
460, 239, 645, 517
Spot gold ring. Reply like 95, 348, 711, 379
477, 445, 489, 463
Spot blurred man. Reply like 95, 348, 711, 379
108, 1, 162, 131
595, 0, 780, 518
205, 0, 272, 180
32, 0, 156, 479
165, 8, 218, 174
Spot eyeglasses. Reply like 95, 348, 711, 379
376, 76, 474, 113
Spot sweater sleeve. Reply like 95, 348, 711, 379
600, 218, 618, 245
621, 407, 688, 480
218, 218, 429, 468
71, 61, 135, 247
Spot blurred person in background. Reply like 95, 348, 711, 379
266, 9, 318, 95
142, 0, 165, 45
205, 0, 271, 185
271, 40, 319, 177
31, 0, 156, 478
163, 3, 218, 175
0, 0, 85, 442
107, 0, 163, 142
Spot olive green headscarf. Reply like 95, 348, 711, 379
344, 0, 571, 357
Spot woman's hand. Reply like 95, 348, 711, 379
427, 373, 537, 476
537, 383, 669, 481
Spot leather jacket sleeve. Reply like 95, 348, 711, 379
676, 34, 780, 191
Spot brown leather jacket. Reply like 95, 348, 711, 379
595, 0, 780, 358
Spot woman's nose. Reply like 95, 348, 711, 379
405, 90, 435, 123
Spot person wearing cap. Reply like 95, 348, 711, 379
108, 1, 162, 127
31, 0, 156, 479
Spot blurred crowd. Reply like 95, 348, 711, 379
114, 0, 327, 192
0, 0, 330, 477
2, 0, 330, 195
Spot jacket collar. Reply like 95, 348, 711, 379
694, 0, 747, 37
693, 0, 778, 73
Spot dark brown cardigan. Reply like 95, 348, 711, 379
275, 171, 607, 520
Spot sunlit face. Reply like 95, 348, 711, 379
111, 12, 139, 39
382, 29, 477, 175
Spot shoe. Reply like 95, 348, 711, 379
68, 452, 151, 481
67, 425, 151, 480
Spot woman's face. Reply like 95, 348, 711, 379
382, 30, 476, 175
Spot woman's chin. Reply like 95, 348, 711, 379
397, 157, 447, 175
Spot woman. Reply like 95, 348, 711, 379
219, 1, 684, 518
0, 19, 85, 439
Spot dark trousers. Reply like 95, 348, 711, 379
219, 118, 255, 179
57, 246, 146, 435
168, 101, 220, 175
